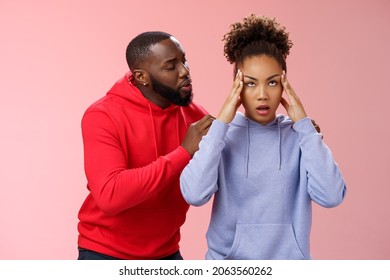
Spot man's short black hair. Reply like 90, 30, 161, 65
126, 31, 172, 71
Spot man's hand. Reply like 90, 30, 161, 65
181, 115, 215, 156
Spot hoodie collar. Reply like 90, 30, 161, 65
232, 112, 292, 174
232, 112, 287, 128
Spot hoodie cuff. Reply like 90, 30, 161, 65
206, 119, 229, 142
164, 146, 192, 173
293, 117, 318, 136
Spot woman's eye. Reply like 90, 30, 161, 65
245, 82, 255, 87
269, 80, 278, 86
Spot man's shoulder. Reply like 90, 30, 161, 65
182, 101, 208, 116
84, 94, 126, 114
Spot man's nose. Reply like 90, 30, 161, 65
179, 62, 190, 76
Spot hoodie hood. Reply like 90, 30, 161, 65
231, 112, 294, 173
105, 71, 184, 159
107, 71, 179, 115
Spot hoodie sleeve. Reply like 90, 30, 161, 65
180, 120, 229, 206
82, 110, 191, 216
293, 117, 347, 208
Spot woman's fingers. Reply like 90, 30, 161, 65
281, 71, 307, 122
280, 97, 290, 111
217, 70, 243, 123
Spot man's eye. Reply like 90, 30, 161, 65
166, 65, 175, 70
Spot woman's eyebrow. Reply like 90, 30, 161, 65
266, 73, 281, 81
243, 73, 281, 81
243, 74, 257, 81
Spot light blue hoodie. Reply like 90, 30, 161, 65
180, 112, 346, 260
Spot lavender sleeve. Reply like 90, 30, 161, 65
180, 120, 229, 206
294, 118, 347, 207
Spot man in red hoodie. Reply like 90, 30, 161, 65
77, 31, 213, 260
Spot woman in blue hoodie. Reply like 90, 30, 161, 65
180, 14, 346, 260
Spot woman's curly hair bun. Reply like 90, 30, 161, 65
223, 14, 293, 64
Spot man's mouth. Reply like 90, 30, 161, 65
180, 79, 192, 92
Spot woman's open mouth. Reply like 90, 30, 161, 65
256, 105, 270, 116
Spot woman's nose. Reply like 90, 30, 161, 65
256, 87, 268, 100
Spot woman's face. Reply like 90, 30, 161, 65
239, 55, 283, 125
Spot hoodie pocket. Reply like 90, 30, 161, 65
224, 223, 305, 260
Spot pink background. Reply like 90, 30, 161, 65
1, 0, 389, 260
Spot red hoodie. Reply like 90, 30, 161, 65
77, 72, 207, 259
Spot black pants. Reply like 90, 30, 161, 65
77, 248, 183, 260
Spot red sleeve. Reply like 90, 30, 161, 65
81, 110, 191, 216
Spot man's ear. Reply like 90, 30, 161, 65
133, 69, 149, 86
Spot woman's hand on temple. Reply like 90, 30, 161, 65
217, 70, 243, 124
280, 71, 307, 123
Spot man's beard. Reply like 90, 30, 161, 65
150, 75, 193, 106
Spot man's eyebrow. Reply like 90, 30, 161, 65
163, 53, 185, 64
163, 57, 177, 63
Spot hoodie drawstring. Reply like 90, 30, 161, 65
147, 103, 159, 159
245, 118, 250, 178
277, 118, 282, 170
147, 102, 182, 160
245, 116, 282, 176
176, 109, 181, 148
